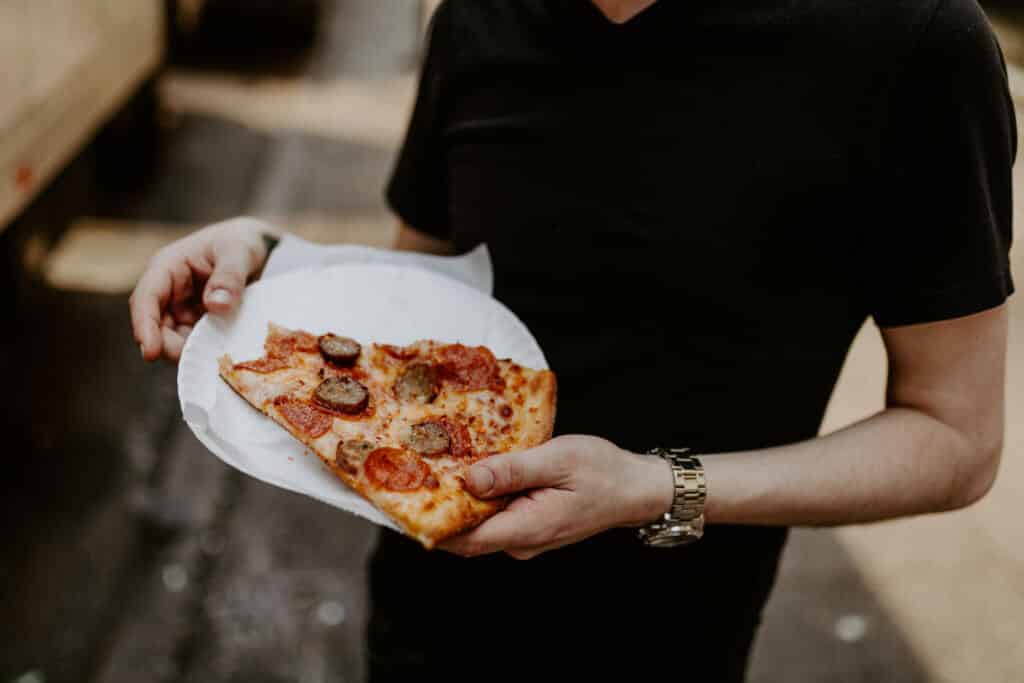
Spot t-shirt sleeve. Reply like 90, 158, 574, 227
864, 0, 1016, 328
385, 6, 452, 241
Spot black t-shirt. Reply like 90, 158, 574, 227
373, 1, 1014, 679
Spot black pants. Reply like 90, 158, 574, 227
367, 524, 788, 682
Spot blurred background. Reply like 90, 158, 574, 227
0, 1, 1022, 681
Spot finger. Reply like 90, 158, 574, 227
169, 257, 194, 304
161, 325, 187, 363
465, 441, 572, 498
166, 260, 197, 324
129, 265, 174, 361
439, 496, 556, 556
171, 323, 194, 358
438, 535, 492, 558
169, 301, 200, 326
505, 532, 590, 561
202, 242, 252, 314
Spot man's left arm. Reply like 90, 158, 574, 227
699, 304, 1006, 525
443, 305, 1007, 558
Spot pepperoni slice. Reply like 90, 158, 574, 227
437, 344, 504, 392
267, 329, 320, 357
364, 448, 432, 491
444, 417, 475, 459
235, 357, 289, 373
289, 331, 320, 353
237, 328, 317, 373
273, 396, 333, 437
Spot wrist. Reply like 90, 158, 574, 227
625, 449, 675, 526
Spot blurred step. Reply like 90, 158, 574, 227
43, 212, 397, 294
160, 71, 414, 147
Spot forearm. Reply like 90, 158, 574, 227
700, 406, 997, 527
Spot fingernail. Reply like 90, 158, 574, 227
468, 466, 494, 495
139, 343, 146, 359
208, 289, 232, 305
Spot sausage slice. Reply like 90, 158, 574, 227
314, 376, 369, 414
404, 421, 450, 456
394, 363, 440, 404
319, 334, 361, 365
336, 439, 375, 474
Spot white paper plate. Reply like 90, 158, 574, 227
177, 262, 548, 529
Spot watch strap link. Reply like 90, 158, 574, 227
662, 448, 706, 522
637, 447, 706, 547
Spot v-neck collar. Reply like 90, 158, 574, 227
562, 0, 680, 40
585, 0, 663, 26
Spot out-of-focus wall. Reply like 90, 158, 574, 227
0, 0, 163, 231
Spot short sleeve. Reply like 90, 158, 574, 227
864, 0, 1016, 328
385, 6, 452, 241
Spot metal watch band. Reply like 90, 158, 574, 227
637, 447, 706, 547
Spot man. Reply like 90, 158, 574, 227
131, 0, 1015, 679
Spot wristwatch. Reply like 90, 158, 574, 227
636, 447, 706, 547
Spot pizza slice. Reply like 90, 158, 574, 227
218, 324, 556, 548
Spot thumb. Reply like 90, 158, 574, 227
466, 443, 568, 498
202, 245, 251, 314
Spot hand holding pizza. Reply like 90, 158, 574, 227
130, 217, 275, 362
440, 435, 674, 559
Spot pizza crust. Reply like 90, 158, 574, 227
514, 368, 557, 450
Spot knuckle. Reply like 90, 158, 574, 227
505, 461, 524, 491
208, 232, 233, 254
209, 269, 240, 289
152, 244, 175, 264
147, 250, 179, 276
220, 215, 263, 236
555, 446, 579, 474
